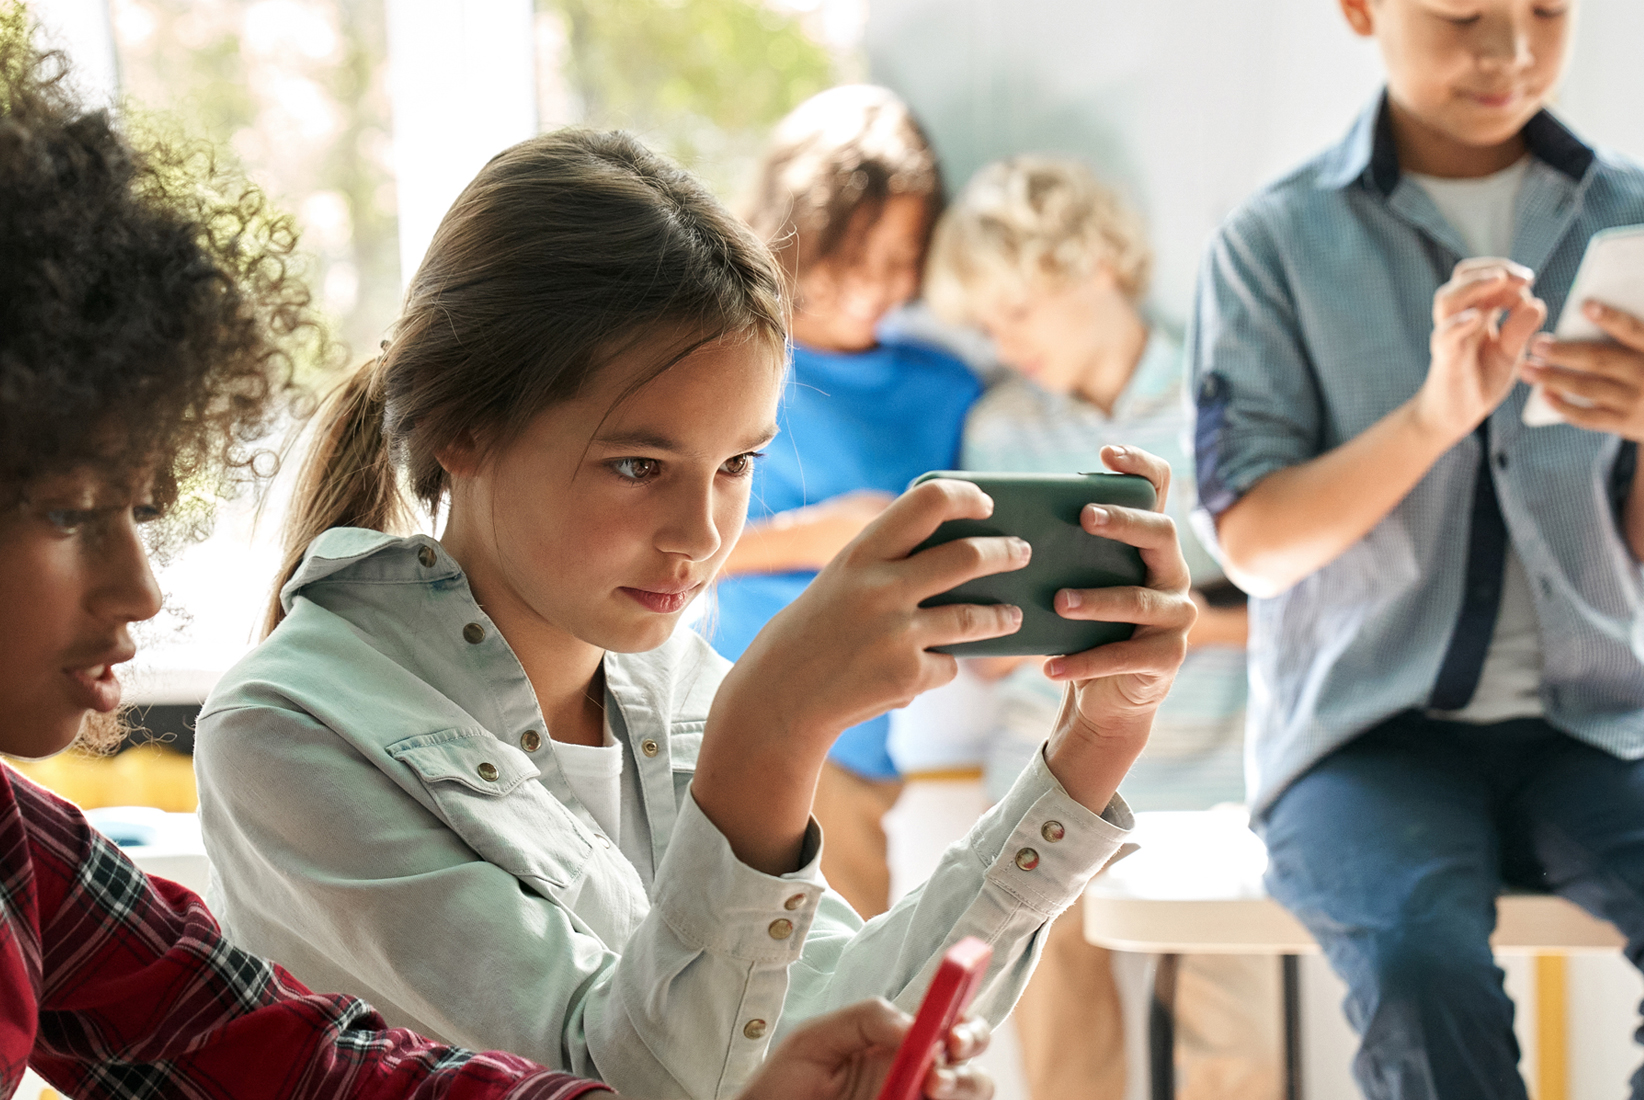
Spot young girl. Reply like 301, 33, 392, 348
192, 126, 1196, 1100
0, 23, 999, 1100
712, 85, 983, 918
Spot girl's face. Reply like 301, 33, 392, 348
442, 331, 784, 660
0, 471, 163, 759
792, 194, 930, 353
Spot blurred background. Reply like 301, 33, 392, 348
15, 3, 1644, 1097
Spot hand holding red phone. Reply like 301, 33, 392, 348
732, 939, 996, 1100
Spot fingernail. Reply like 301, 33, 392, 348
1109, 445, 1129, 458
1045, 658, 1065, 679
1011, 537, 1032, 561
1531, 334, 1552, 353
1086, 504, 1110, 525
1585, 300, 1604, 320
1006, 605, 1023, 627
1061, 588, 1082, 609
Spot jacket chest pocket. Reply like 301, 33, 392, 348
668, 723, 702, 809
389, 729, 592, 892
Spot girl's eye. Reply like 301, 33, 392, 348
610, 457, 662, 482
721, 452, 763, 478
132, 504, 163, 524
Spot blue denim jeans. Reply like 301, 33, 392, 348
1261, 712, 1644, 1100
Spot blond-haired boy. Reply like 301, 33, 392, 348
927, 157, 1274, 1100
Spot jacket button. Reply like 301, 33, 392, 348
768, 918, 794, 940
784, 893, 806, 911
743, 1019, 767, 1040
462, 622, 485, 644
1015, 847, 1040, 871
519, 730, 542, 752
417, 545, 437, 568
477, 762, 499, 782
1041, 821, 1066, 843
640, 739, 660, 757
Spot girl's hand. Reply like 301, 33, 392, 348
1039, 445, 1196, 814
699, 478, 1031, 872
727, 477, 1031, 745
734, 999, 992, 1100
1412, 258, 1547, 447
1521, 300, 1644, 441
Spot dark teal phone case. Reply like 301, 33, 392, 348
909, 471, 1156, 657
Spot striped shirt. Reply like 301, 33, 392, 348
1188, 92, 1644, 815
963, 332, 1247, 810
1, 764, 606, 1100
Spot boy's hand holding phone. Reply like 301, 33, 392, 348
1522, 300, 1644, 442
1414, 257, 1547, 447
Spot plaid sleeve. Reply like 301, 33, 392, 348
11, 771, 610, 1100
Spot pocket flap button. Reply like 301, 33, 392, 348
476, 762, 499, 782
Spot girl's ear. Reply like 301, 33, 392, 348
436, 430, 484, 479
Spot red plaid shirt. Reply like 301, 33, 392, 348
0, 764, 612, 1100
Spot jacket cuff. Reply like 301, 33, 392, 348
971, 744, 1133, 915
651, 791, 826, 964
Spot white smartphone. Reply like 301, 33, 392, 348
1523, 224, 1644, 426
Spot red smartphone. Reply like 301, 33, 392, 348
873, 937, 994, 1100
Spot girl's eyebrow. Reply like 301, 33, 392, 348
593, 425, 779, 453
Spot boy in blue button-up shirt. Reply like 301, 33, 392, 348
1189, 1, 1644, 1096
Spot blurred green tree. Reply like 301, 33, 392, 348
544, 0, 837, 201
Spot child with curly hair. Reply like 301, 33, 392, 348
0, 17, 996, 1100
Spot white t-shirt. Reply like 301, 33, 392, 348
551, 720, 627, 854
1409, 157, 1544, 722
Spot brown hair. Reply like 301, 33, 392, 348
925, 156, 1153, 326
742, 84, 943, 280
268, 129, 786, 634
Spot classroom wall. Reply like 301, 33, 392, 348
866, 0, 1644, 327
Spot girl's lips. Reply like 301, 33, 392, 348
619, 585, 700, 614
65, 664, 122, 713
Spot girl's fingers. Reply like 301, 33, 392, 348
1044, 631, 1187, 684
900, 533, 1032, 601
853, 478, 998, 562
916, 600, 1025, 648
1099, 444, 1171, 512
1433, 264, 1533, 321
1054, 584, 1197, 628
1081, 504, 1192, 594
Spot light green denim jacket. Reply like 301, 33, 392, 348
194, 529, 1132, 1100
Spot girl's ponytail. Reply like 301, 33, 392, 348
263, 355, 412, 635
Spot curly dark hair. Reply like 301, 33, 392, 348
0, 6, 312, 516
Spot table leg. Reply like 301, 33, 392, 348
1282, 954, 1302, 1100
1149, 953, 1179, 1100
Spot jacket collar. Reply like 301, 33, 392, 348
1317, 89, 1595, 197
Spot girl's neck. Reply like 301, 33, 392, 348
440, 528, 608, 749
1073, 308, 1151, 417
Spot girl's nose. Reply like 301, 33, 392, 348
657, 484, 724, 563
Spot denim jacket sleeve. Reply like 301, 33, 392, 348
195, 699, 826, 1100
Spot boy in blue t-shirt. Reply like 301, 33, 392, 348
708, 85, 980, 917
1191, 1, 1644, 1095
